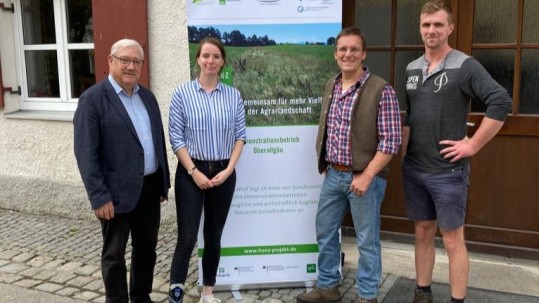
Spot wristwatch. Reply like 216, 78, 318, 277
187, 166, 197, 175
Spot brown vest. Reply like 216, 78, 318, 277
315, 74, 389, 177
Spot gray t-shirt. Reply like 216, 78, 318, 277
404, 49, 512, 173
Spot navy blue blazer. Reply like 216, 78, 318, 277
74, 78, 170, 214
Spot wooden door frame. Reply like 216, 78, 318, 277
342, 0, 539, 260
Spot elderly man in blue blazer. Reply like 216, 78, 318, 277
74, 38, 170, 303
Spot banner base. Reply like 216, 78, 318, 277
198, 279, 316, 292
231, 290, 243, 301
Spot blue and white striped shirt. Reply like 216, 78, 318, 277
169, 79, 247, 160
109, 75, 157, 175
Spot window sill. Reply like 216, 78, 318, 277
4, 110, 74, 122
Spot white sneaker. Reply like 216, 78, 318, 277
198, 294, 221, 303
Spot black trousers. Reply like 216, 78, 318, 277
100, 172, 161, 303
170, 159, 236, 287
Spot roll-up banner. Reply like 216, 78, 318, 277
186, 0, 342, 291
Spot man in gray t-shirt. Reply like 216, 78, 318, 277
402, 1, 512, 303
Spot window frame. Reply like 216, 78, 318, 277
459, 0, 539, 115
13, 0, 94, 112
345, 0, 539, 257
348, 0, 539, 116
346, 0, 539, 136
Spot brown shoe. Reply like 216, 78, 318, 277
296, 285, 341, 303
413, 288, 433, 303
355, 297, 378, 303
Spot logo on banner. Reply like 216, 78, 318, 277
258, 0, 281, 5
216, 0, 241, 4
192, 0, 225, 4
216, 267, 230, 277
297, 4, 330, 13
220, 66, 234, 86
307, 263, 316, 273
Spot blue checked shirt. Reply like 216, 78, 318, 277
169, 79, 247, 160
109, 75, 157, 175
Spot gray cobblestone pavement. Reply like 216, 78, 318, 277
0, 209, 392, 303
2, 209, 537, 303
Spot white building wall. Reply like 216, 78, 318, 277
0, 0, 190, 227
148, 0, 191, 227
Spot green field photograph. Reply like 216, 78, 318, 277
187, 24, 341, 127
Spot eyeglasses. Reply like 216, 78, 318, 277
111, 55, 144, 68
336, 47, 363, 55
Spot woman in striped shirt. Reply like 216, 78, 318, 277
167, 37, 247, 303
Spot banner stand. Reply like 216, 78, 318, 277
186, 0, 343, 291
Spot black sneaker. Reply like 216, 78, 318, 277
413, 288, 433, 303
169, 285, 184, 303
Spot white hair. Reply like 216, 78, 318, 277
110, 39, 144, 58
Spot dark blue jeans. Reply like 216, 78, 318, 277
170, 159, 236, 286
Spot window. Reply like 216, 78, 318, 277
471, 0, 539, 114
353, 0, 426, 110
350, 0, 539, 116
15, 0, 94, 111
347, 0, 539, 255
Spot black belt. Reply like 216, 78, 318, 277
193, 159, 230, 166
